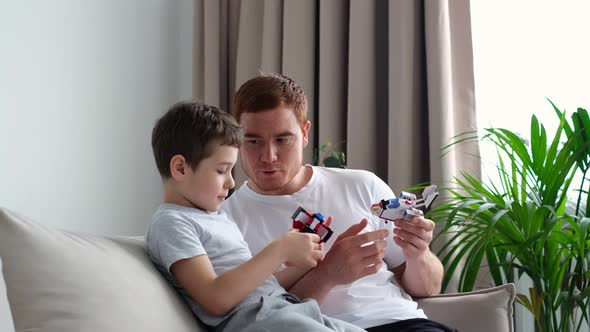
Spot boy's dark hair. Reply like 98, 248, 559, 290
151, 101, 242, 178
233, 73, 308, 128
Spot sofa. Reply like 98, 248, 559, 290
0, 207, 515, 332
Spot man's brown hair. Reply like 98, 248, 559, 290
233, 73, 308, 127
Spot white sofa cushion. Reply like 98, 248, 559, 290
416, 283, 515, 332
0, 207, 207, 332
0, 257, 16, 332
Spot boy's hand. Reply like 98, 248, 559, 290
278, 230, 323, 269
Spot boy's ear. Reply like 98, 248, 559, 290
170, 155, 187, 180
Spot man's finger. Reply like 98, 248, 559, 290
394, 222, 428, 239
351, 229, 389, 246
336, 218, 368, 241
324, 216, 333, 227
399, 217, 435, 232
358, 239, 387, 257
393, 228, 422, 246
393, 235, 421, 252
359, 261, 383, 278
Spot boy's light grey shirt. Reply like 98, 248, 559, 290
146, 203, 285, 327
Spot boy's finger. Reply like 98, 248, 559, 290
310, 233, 321, 242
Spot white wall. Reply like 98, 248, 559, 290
0, 0, 194, 235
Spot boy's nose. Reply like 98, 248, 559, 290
225, 175, 235, 189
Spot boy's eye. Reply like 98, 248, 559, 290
216, 168, 229, 175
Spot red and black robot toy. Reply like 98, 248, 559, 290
291, 207, 333, 243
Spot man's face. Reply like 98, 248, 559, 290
239, 106, 310, 195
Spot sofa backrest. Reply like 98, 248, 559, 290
0, 208, 208, 332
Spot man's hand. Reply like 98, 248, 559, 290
287, 219, 389, 302
392, 216, 435, 259
319, 219, 388, 284
391, 216, 443, 297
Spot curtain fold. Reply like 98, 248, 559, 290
193, 0, 482, 291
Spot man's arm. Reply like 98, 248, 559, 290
391, 217, 443, 296
172, 232, 322, 316
287, 219, 389, 303
273, 266, 309, 290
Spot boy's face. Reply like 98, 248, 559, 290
239, 106, 310, 195
180, 144, 238, 212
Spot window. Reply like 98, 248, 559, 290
471, 2, 590, 331
472, 0, 589, 199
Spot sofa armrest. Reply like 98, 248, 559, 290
416, 283, 515, 332
0, 258, 16, 332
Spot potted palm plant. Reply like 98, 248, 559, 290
429, 101, 590, 331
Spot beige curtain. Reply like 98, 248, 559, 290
193, 0, 482, 291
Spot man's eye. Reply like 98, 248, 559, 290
277, 137, 292, 144
245, 139, 260, 145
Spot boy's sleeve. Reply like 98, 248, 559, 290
147, 215, 207, 275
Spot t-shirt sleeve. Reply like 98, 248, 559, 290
147, 214, 207, 274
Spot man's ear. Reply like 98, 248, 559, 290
169, 155, 187, 180
302, 120, 311, 147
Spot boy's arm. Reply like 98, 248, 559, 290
273, 266, 309, 289
171, 232, 322, 316
272, 216, 332, 289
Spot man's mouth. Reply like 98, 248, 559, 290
260, 170, 282, 178
259, 169, 280, 173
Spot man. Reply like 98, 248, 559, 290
222, 73, 453, 331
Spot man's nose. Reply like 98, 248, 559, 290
261, 143, 278, 162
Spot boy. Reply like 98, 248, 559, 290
146, 101, 365, 332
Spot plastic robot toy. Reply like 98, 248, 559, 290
291, 207, 334, 243
371, 185, 439, 224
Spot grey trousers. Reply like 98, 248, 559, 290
216, 295, 366, 332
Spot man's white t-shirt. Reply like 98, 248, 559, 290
222, 166, 427, 328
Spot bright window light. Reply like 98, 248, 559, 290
471, 0, 590, 202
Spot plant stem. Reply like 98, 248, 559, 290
575, 169, 588, 217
